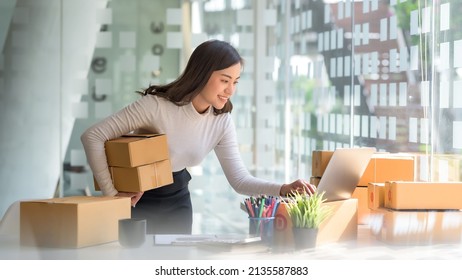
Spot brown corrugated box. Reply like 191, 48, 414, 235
105, 134, 169, 167
310, 176, 369, 225
367, 182, 385, 210
95, 159, 173, 192
273, 198, 358, 248
317, 198, 358, 245
96, 133, 173, 192
311, 150, 334, 177
351, 186, 370, 224
369, 207, 462, 245
357, 154, 415, 186
385, 181, 462, 210
20, 196, 131, 248
311, 175, 365, 225
311, 151, 415, 185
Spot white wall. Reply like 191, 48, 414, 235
0, 0, 107, 218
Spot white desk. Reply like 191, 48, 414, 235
2, 226, 462, 260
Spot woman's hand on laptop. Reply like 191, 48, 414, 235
280, 179, 316, 196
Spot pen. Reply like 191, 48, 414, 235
244, 195, 280, 218
271, 199, 279, 217
258, 197, 265, 218
245, 199, 255, 217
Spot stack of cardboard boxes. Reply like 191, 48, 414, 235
20, 133, 173, 248
310, 151, 415, 224
368, 181, 462, 245
95, 133, 173, 192
307, 150, 462, 246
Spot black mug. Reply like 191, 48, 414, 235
118, 218, 146, 248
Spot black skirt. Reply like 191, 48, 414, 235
131, 168, 192, 234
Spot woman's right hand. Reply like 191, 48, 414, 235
280, 179, 316, 196
116, 191, 144, 207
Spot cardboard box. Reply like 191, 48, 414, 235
311, 151, 415, 186
20, 196, 131, 248
385, 181, 462, 210
317, 198, 358, 245
357, 154, 415, 186
95, 159, 173, 192
105, 134, 169, 167
351, 186, 370, 224
369, 207, 462, 245
273, 198, 358, 248
367, 183, 385, 210
311, 150, 334, 177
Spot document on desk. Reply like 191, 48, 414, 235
153, 234, 261, 246
154, 234, 216, 245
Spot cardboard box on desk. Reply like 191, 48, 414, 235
20, 196, 131, 248
357, 155, 415, 186
95, 159, 173, 192
385, 181, 462, 210
311, 151, 334, 177
311, 151, 415, 186
351, 186, 370, 224
274, 198, 358, 248
105, 134, 169, 167
369, 207, 462, 245
317, 198, 358, 245
367, 183, 385, 210
311, 176, 368, 225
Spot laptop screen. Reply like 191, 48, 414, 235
316, 147, 376, 202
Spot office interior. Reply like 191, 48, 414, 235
1, 0, 462, 258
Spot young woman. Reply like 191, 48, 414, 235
81, 39, 315, 234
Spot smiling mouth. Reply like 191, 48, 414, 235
218, 95, 228, 101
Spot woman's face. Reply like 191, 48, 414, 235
192, 63, 241, 113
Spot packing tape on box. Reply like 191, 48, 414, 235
151, 162, 159, 187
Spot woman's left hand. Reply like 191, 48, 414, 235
280, 179, 316, 196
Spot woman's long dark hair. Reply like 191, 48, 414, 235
138, 40, 243, 115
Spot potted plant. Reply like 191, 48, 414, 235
284, 191, 332, 249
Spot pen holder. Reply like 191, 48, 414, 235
118, 218, 146, 248
248, 217, 275, 245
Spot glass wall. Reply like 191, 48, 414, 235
1, 0, 461, 234
272, 0, 462, 182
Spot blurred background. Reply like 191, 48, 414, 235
0, 0, 461, 234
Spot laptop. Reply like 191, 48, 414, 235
315, 147, 376, 202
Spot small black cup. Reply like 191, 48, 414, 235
118, 218, 146, 248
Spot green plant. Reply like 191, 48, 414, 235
285, 191, 332, 229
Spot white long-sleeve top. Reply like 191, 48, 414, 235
81, 94, 282, 197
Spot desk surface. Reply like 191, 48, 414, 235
2, 226, 462, 260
